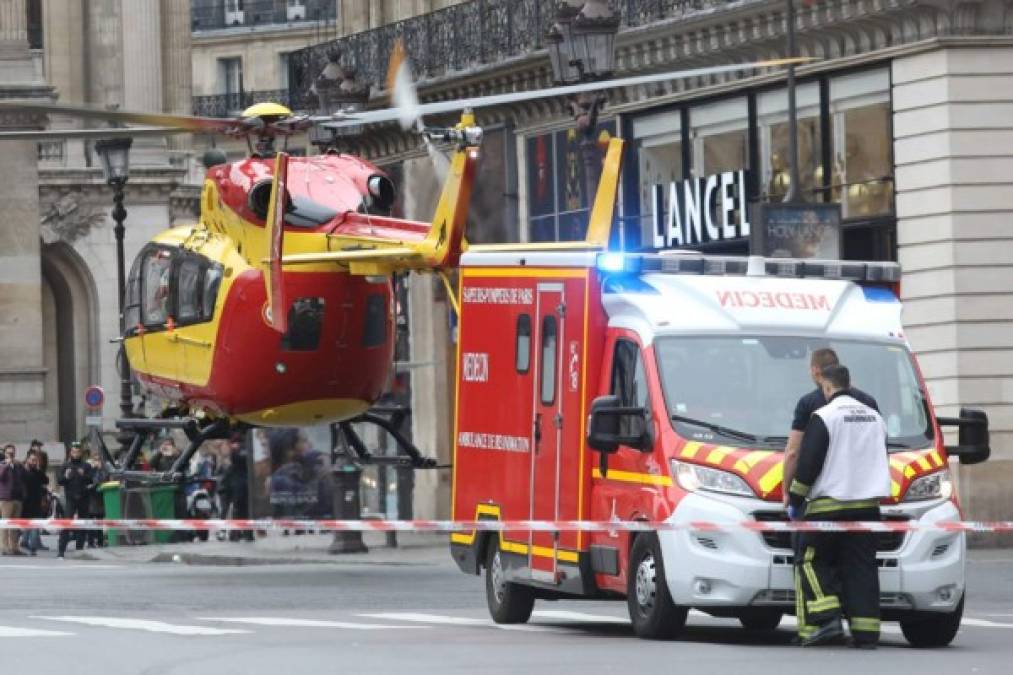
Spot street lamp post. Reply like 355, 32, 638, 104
783, 0, 801, 203
546, 0, 620, 238
94, 137, 134, 441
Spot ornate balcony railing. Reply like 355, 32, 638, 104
285, 0, 743, 109
191, 89, 315, 118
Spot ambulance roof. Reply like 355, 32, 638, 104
459, 250, 905, 346
603, 273, 904, 346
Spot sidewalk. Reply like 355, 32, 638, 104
59, 531, 450, 567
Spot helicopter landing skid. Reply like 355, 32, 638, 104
101, 416, 233, 485
338, 405, 440, 470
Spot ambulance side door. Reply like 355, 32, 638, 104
589, 333, 657, 592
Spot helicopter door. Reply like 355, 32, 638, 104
138, 247, 179, 384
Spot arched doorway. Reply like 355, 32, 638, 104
41, 243, 99, 444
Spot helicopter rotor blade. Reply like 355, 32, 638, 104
0, 100, 239, 133
322, 57, 812, 130
0, 127, 194, 141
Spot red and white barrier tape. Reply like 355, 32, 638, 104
0, 519, 1011, 533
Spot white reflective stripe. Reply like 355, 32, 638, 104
358, 612, 559, 633
198, 617, 427, 630
0, 625, 72, 638
32, 617, 249, 636
961, 617, 1013, 628
532, 610, 627, 623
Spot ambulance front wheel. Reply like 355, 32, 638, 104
900, 596, 964, 648
627, 533, 688, 639
485, 543, 534, 624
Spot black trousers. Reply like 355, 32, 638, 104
795, 506, 881, 645
58, 496, 90, 555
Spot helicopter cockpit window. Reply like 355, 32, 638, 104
201, 265, 223, 322
124, 255, 143, 332
281, 297, 325, 351
142, 248, 174, 326
177, 258, 201, 324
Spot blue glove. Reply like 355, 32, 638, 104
786, 504, 800, 521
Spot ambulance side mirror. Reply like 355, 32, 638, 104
938, 408, 990, 465
586, 395, 652, 454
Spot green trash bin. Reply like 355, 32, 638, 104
149, 485, 179, 544
98, 481, 122, 547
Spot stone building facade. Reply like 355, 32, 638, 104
282, 0, 1013, 522
0, 0, 193, 449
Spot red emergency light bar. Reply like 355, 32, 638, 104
602, 252, 901, 284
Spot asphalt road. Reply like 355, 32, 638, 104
1, 541, 1011, 675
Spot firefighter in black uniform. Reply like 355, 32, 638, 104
787, 364, 891, 648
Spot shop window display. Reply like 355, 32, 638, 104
690, 98, 748, 178
831, 70, 893, 219
758, 83, 822, 202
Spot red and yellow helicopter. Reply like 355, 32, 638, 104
0, 55, 805, 472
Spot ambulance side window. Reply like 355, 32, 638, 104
515, 314, 531, 373
611, 340, 649, 435
540, 315, 557, 405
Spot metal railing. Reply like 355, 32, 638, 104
191, 89, 313, 118
285, 0, 744, 109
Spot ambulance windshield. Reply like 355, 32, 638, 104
655, 336, 933, 450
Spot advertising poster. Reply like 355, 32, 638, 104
251, 426, 334, 518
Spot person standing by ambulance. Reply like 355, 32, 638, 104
786, 364, 891, 648
783, 348, 878, 508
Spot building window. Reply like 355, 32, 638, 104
758, 83, 822, 203
691, 98, 748, 178
633, 111, 683, 248
26, 0, 42, 50
526, 121, 616, 242
218, 56, 244, 111
830, 69, 893, 220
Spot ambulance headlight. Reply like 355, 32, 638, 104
671, 459, 754, 498
904, 469, 953, 502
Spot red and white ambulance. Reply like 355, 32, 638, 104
450, 249, 990, 645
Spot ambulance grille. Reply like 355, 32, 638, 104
752, 511, 908, 552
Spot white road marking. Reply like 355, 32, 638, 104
32, 616, 249, 636
358, 612, 559, 633
0, 625, 73, 638
960, 617, 1013, 629
0, 564, 124, 570
198, 617, 428, 630
533, 610, 628, 623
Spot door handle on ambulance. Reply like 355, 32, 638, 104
533, 414, 542, 453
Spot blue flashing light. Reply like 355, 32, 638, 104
862, 286, 899, 303
597, 252, 641, 275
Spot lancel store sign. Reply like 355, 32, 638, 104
650, 170, 751, 248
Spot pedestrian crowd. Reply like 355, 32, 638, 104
0, 433, 253, 556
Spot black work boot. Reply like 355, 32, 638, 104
802, 618, 845, 647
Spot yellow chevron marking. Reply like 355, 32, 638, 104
929, 450, 944, 467
891, 480, 901, 498
903, 465, 916, 479
742, 451, 771, 469
706, 446, 730, 465
734, 460, 749, 474
758, 463, 784, 495
680, 442, 702, 459
916, 454, 933, 471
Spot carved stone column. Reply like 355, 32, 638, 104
0, 0, 57, 440
161, 0, 193, 155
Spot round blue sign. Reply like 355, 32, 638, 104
84, 385, 105, 408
